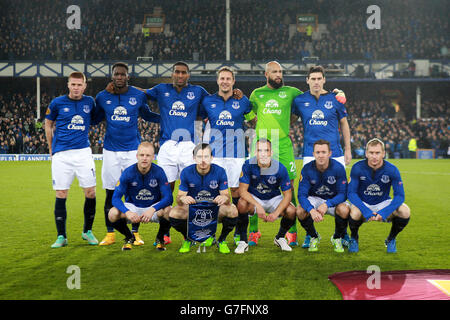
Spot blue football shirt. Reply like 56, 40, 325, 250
202, 93, 252, 158
298, 158, 348, 212
95, 86, 160, 152
145, 83, 209, 145
348, 159, 405, 220
179, 163, 228, 202
45, 94, 96, 155
292, 91, 347, 157
240, 158, 292, 200
112, 163, 173, 214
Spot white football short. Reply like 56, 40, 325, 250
123, 202, 160, 223
250, 194, 284, 215
302, 156, 345, 168
51, 147, 96, 190
212, 157, 245, 188
362, 199, 393, 215
102, 148, 137, 190
306, 196, 349, 216
157, 140, 195, 183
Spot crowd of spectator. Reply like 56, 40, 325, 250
1, 86, 448, 159
0, 0, 448, 62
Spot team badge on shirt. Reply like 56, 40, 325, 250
129, 97, 137, 105
187, 92, 195, 100
324, 101, 334, 109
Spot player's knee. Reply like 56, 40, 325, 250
336, 203, 350, 219
296, 206, 308, 220
161, 206, 172, 220
237, 198, 250, 214
55, 190, 68, 199
228, 204, 238, 218
285, 205, 296, 220
169, 206, 187, 220
349, 205, 362, 220
397, 203, 411, 219
108, 207, 120, 222
84, 187, 96, 199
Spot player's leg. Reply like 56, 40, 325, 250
296, 205, 320, 251
169, 205, 192, 253
120, 150, 143, 245
330, 203, 349, 253
52, 190, 69, 248
235, 198, 252, 253
108, 207, 134, 250
385, 203, 410, 253
277, 140, 299, 245
100, 149, 121, 245
154, 206, 172, 251
348, 205, 364, 252
76, 150, 98, 245
274, 204, 295, 251
247, 139, 260, 239
158, 141, 188, 245
50, 152, 74, 248
332, 156, 350, 246
81, 186, 98, 245
217, 204, 238, 253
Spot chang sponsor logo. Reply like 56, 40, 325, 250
169, 101, 188, 117
216, 110, 234, 126
309, 110, 328, 126
364, 184, 384, 196
67, 115, 85, 131
316, 185, 334, 196
262, 99, 282, 115
136, 189, 154, 201
195, 190, 214, 202
111, 106, 130, 122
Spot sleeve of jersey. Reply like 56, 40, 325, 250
145, 86, 158, 101
139, 103, 161, 123
279, 166, 292, 192
249, 91, 258, 114
291, 97, 301, 117
92, 95, 106, 125
243, 97, 256, 121
378, 168, 405, 220
178, 169, 189, 192
347, 166, 373, 220
335, 97, 348, 120
112, 178, 129, 214
45, 100, 58, 121
326, 168, 348, 208
219, 167, 229, 191
298, 169, 314, 213
239, 163, 250, 185
153, 171, 173, 211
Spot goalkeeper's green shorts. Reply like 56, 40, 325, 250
250, 137, 297, 181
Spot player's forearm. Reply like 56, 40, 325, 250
341, 119, 351, 151
239, 190, 258, 208
44, 120, 53, 154
326, 192, 346, 208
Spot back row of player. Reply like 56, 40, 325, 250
45, 61, 409, 253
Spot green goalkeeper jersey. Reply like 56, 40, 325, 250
249, 85, 303, 140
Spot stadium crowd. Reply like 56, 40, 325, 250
0, 0, 448, 62
1, 89, 448, 159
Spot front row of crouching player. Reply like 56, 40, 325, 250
52, 138, 410, 254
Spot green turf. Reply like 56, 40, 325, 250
0, 159, 449, 300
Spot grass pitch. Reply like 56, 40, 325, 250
0, 159, 449, 300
